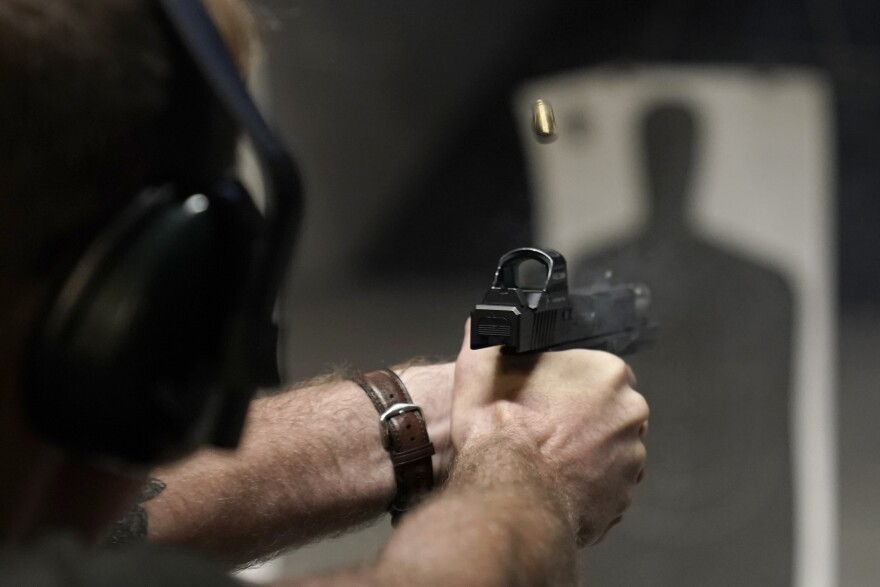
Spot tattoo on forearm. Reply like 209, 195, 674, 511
104, 478, 167, 547
139, 477, 167, 502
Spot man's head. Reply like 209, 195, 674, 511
0, 0, 256, 282
0, 0, 259, 541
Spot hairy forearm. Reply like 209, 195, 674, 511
258, 330, 648, 587
146, 379, 390, 565
270, 434, 576, 587
376, 435, 576, 587
145, 364, 452, 567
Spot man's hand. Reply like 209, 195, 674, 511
146, 317, 647, 585
276, 323, 650, 586
395, 362, 454, 484
451, 321, 649, 546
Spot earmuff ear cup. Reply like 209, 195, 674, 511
23, 181, 260, 465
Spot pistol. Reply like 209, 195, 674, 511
470, 247, 655, 355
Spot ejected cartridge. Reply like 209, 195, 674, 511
531, 99, 558, 144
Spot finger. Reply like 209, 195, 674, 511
626, 440, 647, 483
626, 389, 650, 426
593, 515, 624, 545
460, 318, 472, 353
625, 364, 638, 388
639, 420, 649, 438
458, 318, 499, 358
457, 318, 502, 373
635, 439, 647, 482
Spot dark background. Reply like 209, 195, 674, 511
260, 0, 879, 302
249, 0, 879, 583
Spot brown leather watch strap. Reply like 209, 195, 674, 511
352, 369, 434, 524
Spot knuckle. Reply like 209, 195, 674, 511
607, 357, 634, 390
602, 353, 629, 376
576, 351, 629, 385
627, 389, 650, 420
634, 441, 647, 466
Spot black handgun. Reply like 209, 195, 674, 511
470, 247, 654, 355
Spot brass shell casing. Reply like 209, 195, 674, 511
532, 99, 558, 144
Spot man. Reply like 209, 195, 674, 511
0, 0, 649, 584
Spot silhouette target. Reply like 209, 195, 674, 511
574, 103, 794, 586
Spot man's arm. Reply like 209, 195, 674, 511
144, 363, 454, 567
274, 437, 576, 587
268, 326, 648, 587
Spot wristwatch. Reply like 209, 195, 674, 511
352, 369, 435, 524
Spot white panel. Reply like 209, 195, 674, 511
515, 66, 836, 587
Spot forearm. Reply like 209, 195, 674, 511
270, 434, 576, 587
376, 435, 576, 587
262, 330, 647, 587
145, 364, 453, 566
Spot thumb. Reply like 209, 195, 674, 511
460, 317, 473, 355
456, 317, 501, 377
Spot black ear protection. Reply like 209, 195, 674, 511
22, 0, 302, 466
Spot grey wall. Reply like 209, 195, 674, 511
244, 1, 880, 584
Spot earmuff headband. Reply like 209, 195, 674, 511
157, 0, 302, 387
